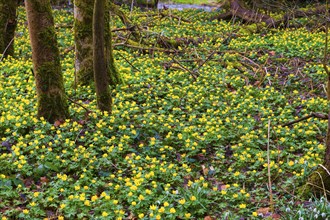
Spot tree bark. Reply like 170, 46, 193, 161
74, 0, 122, 86
93, 0, 111, 112
0, 0, 18, 58
105, 1, 122, 86
74, 0, 94, 85
25, 0, 69, 123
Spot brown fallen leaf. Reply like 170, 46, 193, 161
54, 119, 64, 127
201, 164, 209, 176
40, 176, 49, 184
204, 216, 213, 220
257, 207, 270, 215
272, 213, 281, 219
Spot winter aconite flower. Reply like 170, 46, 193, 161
239, 204, 246, 209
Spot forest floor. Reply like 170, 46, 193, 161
1, 5, 330, 220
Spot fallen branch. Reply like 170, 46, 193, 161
171, 57, 197, 81
282, 112, 328, 127
117, 52, 141, 72
114, 42, 177, 53
211, 0, 329, 28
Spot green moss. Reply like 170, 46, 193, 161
35, 62, 69, 122
74, 0, 95, 85
38, 27, 60, 54
298, 167, 330, 199
96, 89, 112, 112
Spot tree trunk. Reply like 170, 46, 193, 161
25, 0, 69, 123
75, 0, 122, 86
0, 0, 18, 58
74, 0, 94, 85
93, 0, 111, 112
105, 1, 122, 86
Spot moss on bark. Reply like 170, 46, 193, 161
75, 0, 122, 86
26, 0, 69, 123
74, 0, 94, 85
105, 1, 122, 86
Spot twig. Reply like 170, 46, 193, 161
195, 50, 217, 72
315, 171, 327, 198
67, 96, 93, 113
318, 164, 330, 176
267, 120, 274, 213
117, 52, 141, 72
159, 12, 190, 23
171, 57, 197, 81
114, 42, 177, 53
282, 112, 328, 127
0, 37, 14, 62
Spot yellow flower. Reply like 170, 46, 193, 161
170, 208, 176, 213
150, 204, 157, 210
91, 195, 98, 202
58, 216, 64, 220
239, 203, 246, 209
102, 212, 108, 217
33, 192, 39, 197
23, 209, 29, 214
138, 194, 144, 201
84, 200, 90, 206
179, 198, 186, 205
288, 161, 295, 166
138, 213, 144, 218
155, 215, 161, 220
185, 213, 191, 218
113, 200, 118, 205
163, 201, 169, 207
60, 204, 66, 209
190, 196, 196, 201
158, 207, 165, 213
252, 212, 258, 217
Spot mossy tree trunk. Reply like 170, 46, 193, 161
0, 0, 18, 58
105, 1, 122, 86
93, 0, 111, 111
74, 0, 122, 86
25, 0, 69, 123
74, 0, 94, 85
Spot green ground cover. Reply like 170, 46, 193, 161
0, 6, 330, 220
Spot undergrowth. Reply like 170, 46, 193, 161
0, 6, 329, 220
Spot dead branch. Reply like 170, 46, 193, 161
171, 57, 197, 81
282, 112, 328, 127
211, 0, 329, 28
